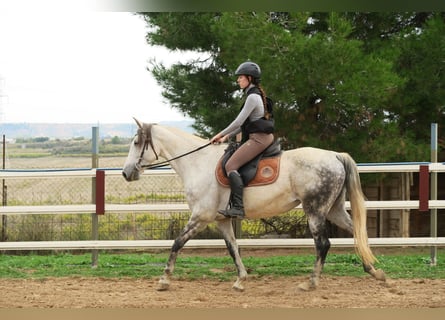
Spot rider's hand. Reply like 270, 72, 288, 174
220, 135, 229, 143
210, 134, 222, 144
210, 133, 229, 144
211, 134, 229, 144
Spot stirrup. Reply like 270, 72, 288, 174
218, 207, 245, 219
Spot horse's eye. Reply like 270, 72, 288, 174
134, 137, 139, 145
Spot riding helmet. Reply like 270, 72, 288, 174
235, 61, 261, 79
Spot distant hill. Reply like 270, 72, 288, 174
0, 120, 195, 139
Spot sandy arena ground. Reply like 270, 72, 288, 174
0, 275, 444, 308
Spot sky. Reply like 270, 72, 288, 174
0, 9, 200, 124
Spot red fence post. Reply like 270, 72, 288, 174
95, 170, 105, 215
419, 165, 429, 212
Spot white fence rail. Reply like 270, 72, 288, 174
0, 163, 444, 251
1, 237, 445, 251
2, 201, 445, 216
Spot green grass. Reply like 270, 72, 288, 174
0, 251, 444, 281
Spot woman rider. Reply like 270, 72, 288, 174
210, 61, 274, 219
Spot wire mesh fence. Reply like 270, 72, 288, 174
1, 167, 309, 242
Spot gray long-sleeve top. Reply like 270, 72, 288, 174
219, 84, 265, 138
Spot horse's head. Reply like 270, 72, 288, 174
122, 118, 159, 182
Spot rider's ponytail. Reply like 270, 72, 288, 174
250, 77, 270, 120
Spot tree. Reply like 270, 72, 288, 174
140, 12, 444, 162
393, 15, 445, 143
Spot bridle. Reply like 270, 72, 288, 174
134, 123, 211, 170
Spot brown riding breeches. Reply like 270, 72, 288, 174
225, 133, 274, 174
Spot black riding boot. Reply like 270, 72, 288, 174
218, 171, 245, 219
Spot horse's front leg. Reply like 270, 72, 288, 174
216, 219, 248, 291
157, 219, 205, 291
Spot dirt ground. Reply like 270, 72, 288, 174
0, 275, 444, 308
0, 248, 444, 309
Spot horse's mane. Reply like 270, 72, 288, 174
157, 124, 207, 144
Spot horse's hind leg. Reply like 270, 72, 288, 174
327, 204, 386, 282
216, 219, 248, 291
298, 212, 331, 291
157, 218, 207, 291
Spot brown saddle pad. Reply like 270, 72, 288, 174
215, 156, 281, 187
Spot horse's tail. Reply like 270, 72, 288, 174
338, 152, 377, 266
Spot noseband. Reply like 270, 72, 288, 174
134, 124, 211, 170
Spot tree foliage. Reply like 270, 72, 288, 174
139, 12, 444, 162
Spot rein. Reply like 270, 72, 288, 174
140, 142, 211, 169
135, 124, 211, 170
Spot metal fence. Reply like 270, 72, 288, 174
1, 168, 304, 243
1, 163, 445, 251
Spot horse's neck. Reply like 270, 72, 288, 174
153, 125, 201, 159
153, 126, 221, 181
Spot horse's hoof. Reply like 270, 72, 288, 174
374, 269, 386, 282
232, 280, 245, 292
297, 281, 315, 292
156, 278, 170, 291
232, 285, 245, 292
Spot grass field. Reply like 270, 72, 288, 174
0, 248, 444, 280
4, 154, 127, 169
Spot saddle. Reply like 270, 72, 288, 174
215, 139, 282, 187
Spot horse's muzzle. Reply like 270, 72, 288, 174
122, 171, 130, 181
122, 165, 140, 182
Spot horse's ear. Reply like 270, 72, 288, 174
133, 117, 143, 129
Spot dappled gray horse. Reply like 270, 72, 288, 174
122, 119, 385, 291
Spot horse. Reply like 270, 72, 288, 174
122, 118, 386, 292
